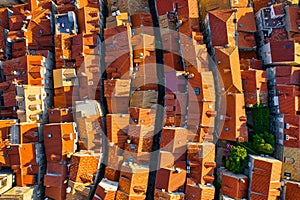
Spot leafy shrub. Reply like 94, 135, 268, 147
252, 133, 274, 154
225, 145, 248, 174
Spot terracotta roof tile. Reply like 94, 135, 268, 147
271, 3, 285, 16
238, 31, 256, 49
11, 3, 29, 15
267, 28, 288, 42
288, 31, 300, 41
236, 8, 257, 32
249, 155, 282, 199
26, 9, 53, 50
276, 66, 300, 85
285, 180, 300, 200
209, 9, 234, 23
0, 26, 7, 60
77, 7, 100, 34
283, 114, 300, 148
76, 0, 100, 9
9, 15, 26, 31
215, 46, 243, 93
221, 171, 248, 199
219, 93, 248, 142
230, 0, 249, 8
208, 9, 235, 46
157, 0, 174, 15
241, 70, 268, 106
277, 84, 300, 114
7, 30, 25, 41
0, 8, 12, 29
241, 70, 267, 92
240, 58, 261, 70
27, 0, 38, 11
209, 8, 257, 48
253, 0, 272, 13
270, 40, 296, 63
285, 6, 300, 33
57, 3, 76, 14
239, 51, 258, 60
37, 0, 56, 11
187, 143, 216, 184
12, 40, 27, 58
186, 178, 215, 200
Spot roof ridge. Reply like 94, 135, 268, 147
209, 9, 234, 22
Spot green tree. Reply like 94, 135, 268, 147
252, 134, 274, 154
225, 146, 248, 174
252, 104, 270, 134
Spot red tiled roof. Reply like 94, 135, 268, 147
7, 30, 25, 41
209, 9, 234, 23
241, 70, 268, 106
230, 0, 249, 8
285, 180, 300, 200
157, 0, 174, 15
276, 66, 300, 85
11, 3, 29, 15
215, 46, 243, 93
242, 70, 267, 92
277, 84, 300, 114
253, 0, 272, 13
209, 8, 257, 47
288, 31, 300, 41
285, 6, 300, 33
9, 15, 26, 31
0, 26, 6, 59
219, 93, 248, 142
271, 3, 285, 16
236, 8, 257, 32
24, 9, 53, 50
283, 114, 300, 148
268, 28, 288, 42
0, 8, 11, 29
221, 172, 248, 199
249, 155, 282, 199
208, 9, 235, 46
12, 40, 27, 58
38, 0, 55, 11
238, 31, 256, 49
239, 51, 258, 60
77, 7, 100, 34
270, 40, 295, 63
28, 0, 38, 11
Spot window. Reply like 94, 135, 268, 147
285, 45, 292, 49
194, 88, 200, 95
130, 145, 135, 150
285, 134, 289, 141
34, 131, 39, 137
